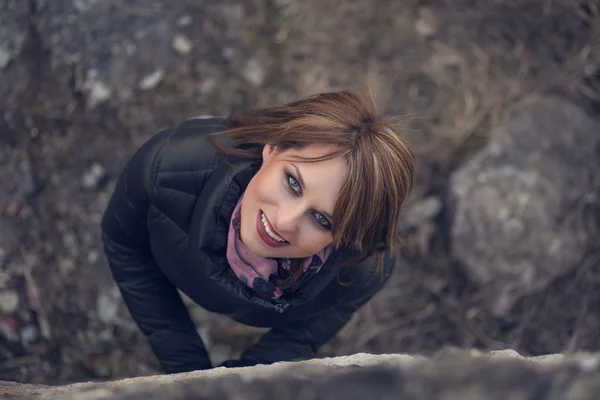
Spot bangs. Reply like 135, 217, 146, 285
331, 152, 390, 252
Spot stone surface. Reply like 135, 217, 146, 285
0, 290, 20, 314
0, 0, 598, 387
0, 0, 34, 109
404, 196, 443, 226
34, 0, 211, 107
172, 34, 193, 55
3, 350, 600, 399
450, 95, 600, 315
0, 1, 28, 70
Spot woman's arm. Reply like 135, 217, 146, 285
101, 129, 212, 374
221, 255, 395, 367
222, 303, 360, 367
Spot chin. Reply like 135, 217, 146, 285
248, 242, 271, 258
240, 227, 267, 257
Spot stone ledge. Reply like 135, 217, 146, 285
3, 350, 600, 399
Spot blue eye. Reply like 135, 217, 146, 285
287, 174, 301, 194
285, 171, 332, 231
313, 212, 332, 230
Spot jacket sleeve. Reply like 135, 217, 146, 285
222, 255, 395, 367
101, 129, 212, 374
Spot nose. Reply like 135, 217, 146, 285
273, 203, 304, 235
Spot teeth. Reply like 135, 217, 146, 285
261, 212, 286, 243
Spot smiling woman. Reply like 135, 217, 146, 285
100, 89, 415, 374
240, 145, 346, 259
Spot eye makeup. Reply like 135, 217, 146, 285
283, 168, 333, 231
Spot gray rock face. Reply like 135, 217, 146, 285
0, 1, 33, 109
451, 95, 600, 315
0, 1, 29, 70
35, 0, 207, 107
2, 350, 600, 400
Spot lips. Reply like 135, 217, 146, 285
256, 211, 290, 248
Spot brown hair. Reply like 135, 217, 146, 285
208, 89, 415, 289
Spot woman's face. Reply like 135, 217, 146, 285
240, 144, 349, 259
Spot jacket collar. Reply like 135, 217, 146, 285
189, 153, 342, 313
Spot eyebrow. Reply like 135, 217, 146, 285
290, 163, 334, 222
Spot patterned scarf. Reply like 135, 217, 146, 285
226, 194, 333, 299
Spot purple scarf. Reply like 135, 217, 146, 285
226, 195, 333, 299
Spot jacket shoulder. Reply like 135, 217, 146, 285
149, 117, 233, 232
154, 117, 231, 180
336, 250, 396, 306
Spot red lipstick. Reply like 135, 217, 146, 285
256, 211, 290, 248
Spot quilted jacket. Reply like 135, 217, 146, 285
100, 117, 395, 374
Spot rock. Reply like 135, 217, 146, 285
83, 79, 112, 109
97, 328, 113, 343
62, 232, 78, 256
0, 270, 9, 288
5, 200, 21, 217
404, 196, 443, 226
450, 95, 600, 315
414, 7, 437, 38
91, 356, 111, 378
34, 1, 204, 106
3, 351, 600, 399
97, 288, 121, 324
220, 4, 244, 22
243, 58, 266, 87
58, 258, 76, 276
4, 157, 38, 217
0, 2, 28, 70
139, 69, 165, 91
222, 46, 237, 60
20, 325, 38, 346
87, 250, 99, 264
172, 34, 193, 55
0, 316, 19, 342
0, 37, 25, 70
176, 15, 193, 27
0, 2, 36, 111
199, 77, 218, 95
0, 47, 11, 70
0, 290, 19, 314
0, 248, 6, 269
73, 0, 99, 12
81, 163, 106, 190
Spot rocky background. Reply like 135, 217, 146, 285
1, 0, 599, 385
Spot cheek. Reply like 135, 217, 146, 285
297, 225, 332, 251
252, 169, 283, 202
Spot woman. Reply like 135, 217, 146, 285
101, 89, 415, 374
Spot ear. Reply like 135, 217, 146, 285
261, 144, 278, 163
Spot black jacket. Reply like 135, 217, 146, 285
101, 117, 395, 374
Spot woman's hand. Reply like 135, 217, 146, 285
218, 359, 258, 368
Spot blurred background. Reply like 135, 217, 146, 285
1, 0, 599, 385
